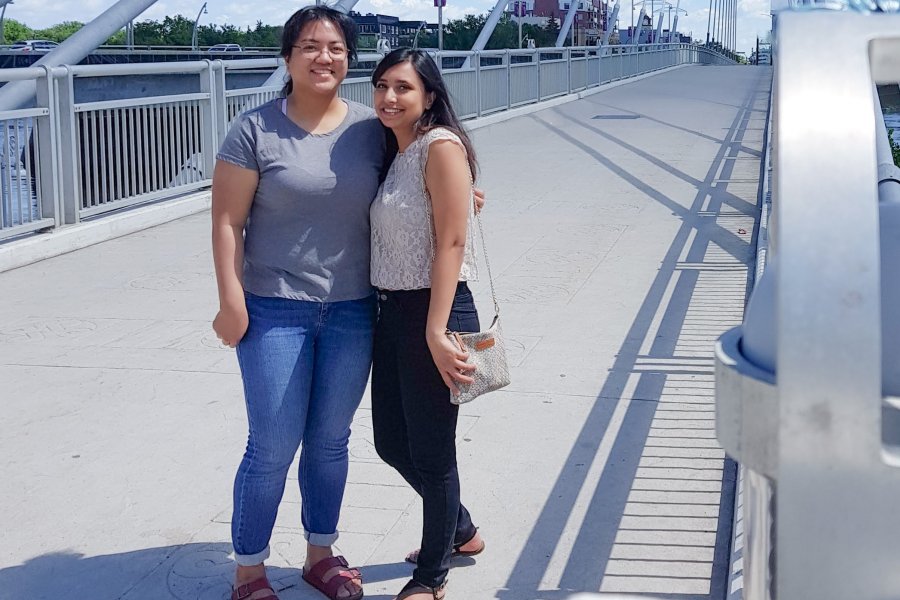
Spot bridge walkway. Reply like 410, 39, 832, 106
0, 64, 771, 600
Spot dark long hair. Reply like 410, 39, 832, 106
371, 48, 478, 181
280, 6, 358, 97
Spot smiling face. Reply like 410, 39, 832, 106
373, 61, 435, 136
284, 19, 349, 98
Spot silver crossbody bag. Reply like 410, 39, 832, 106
421, 135, 511, 404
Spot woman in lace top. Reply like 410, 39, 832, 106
369, 49, 486, 600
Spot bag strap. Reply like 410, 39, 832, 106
420, 130, 500, 318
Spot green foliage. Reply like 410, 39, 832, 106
419, 12, 564, 50
442, 13, 487, 50
3, 19, 34, 43
106, 29, 126, 46
34, 21, 84, 42
6, 12, 573, 50
890, 129, 900, 168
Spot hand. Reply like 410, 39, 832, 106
426, 330, 476, 396
473, 187, 486, 215
213, 301, 249, 348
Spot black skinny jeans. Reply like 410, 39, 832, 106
372, 282, 480, 589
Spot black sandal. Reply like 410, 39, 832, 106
395, 579, 447, 600
405, 529, 485, 564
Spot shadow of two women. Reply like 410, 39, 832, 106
0, 542, 419, 600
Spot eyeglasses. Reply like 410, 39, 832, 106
292, 44, 348, 61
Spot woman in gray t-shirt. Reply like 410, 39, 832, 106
211, 7, 379, 600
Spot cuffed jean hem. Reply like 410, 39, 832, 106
305, 530, 339, 547
233, 545, 270, 567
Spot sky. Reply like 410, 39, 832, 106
7, 0, 772, 54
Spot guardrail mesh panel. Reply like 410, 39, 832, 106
0, 117, 41, 233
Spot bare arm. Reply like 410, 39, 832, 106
425, 139, 477, 394
211, 160, 258, 347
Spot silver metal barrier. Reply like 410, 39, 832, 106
0, 67, 57, 239
715, 10, 900, 600
0, 44, 734, 242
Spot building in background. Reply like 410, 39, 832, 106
350, 12, 400, 50
350, 13, 440, 51
515, 0, 609, 45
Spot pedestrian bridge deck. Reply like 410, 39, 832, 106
0, 64, 770, 600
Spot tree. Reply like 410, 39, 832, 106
160, 15, 194, 47
442, 13, 487, 50
487, 14, 532, 50
133, 19, 166, 46
243, 21, 282, 48
106, 29, 126, 45
890, 129, 900, 168
3, 19, 34, 43
35, 21, 84, 43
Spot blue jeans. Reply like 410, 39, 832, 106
231, 292, 377, 566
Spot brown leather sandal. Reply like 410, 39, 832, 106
395, 579, 446, 600
231, 576, 278, 600
302, 555, 363, 600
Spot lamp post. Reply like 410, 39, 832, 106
435, 0, 445, 51
412, 21, 427, 48
0, 0, 14, 46
192, 1, 208, 52
511, 0, 525, 49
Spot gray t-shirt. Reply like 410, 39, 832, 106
216, 99, 385, 302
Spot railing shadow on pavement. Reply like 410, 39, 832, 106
492, 70, 768, 600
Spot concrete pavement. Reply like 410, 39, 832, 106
0, 65, 771, 600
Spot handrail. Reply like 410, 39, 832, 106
0, 43, 733, 244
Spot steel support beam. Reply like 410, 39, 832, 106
601, 1, 620, 46
0, 0, 160, 110
556, 0, 580, 46
471, 0, 513, 52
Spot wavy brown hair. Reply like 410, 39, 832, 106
372, 48, 478, 181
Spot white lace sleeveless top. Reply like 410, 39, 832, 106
370, 127, 478, 290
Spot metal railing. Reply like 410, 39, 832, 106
0, 43, 733, 242
714, 10, 900, 600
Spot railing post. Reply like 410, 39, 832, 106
536, 49, 542, 102
598, 49, 604, 86
474, 51, 482, 118
506, 49, 512, 111
212, 60, 227, 147
53, 67, 80, 225
566, 48, 572, 94
33, 66, 61, 229
199, 60, 218, 179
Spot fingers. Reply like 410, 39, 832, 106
450, 369, 475, 385
442, 372, 461, 396
455, 359, 476, 372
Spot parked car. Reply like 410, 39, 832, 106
208, 44, 242, 53
9, 40, 59, 52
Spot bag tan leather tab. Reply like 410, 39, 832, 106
474, 338, 495, 351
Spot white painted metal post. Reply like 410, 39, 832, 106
211, 61, 228, 148
33, 67, 60, 228
198, 61, 218, 178
474, 52, 482, 117
53, 67, 80, 225
506, 49, 512, 110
